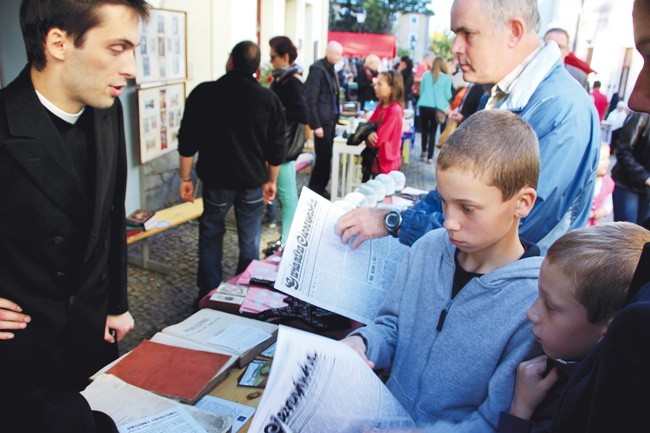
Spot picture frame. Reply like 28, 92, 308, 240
137, 82, 185, 163
135, 8, 187, 85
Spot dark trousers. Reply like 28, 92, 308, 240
308, 122, 337, 197
419, 106, 440, 159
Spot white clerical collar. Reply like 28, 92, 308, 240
35, 90, 85, 124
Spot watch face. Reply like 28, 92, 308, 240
386, 211, 401, 228
386, 213, 399, 227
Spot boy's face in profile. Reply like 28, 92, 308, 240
436, 167, 521, 256
527, 258, 609, 361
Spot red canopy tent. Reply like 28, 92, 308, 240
328, 31, 396, 59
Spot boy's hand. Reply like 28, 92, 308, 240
336, 208, 390, 249
340, 336, 375, 369
509, 355, 559, 420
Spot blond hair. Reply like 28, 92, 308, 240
546, 222, 650, 323
437, 110, 539, 200
364, 54, 381, 70
430, 57, 448, 81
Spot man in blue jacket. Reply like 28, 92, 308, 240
337, 0, 600, 254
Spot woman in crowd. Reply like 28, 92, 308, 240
357, 54, 380, 111
397, 56, 414, 109
268, 36, 309, 248
416, 57, 452, 163
363, 70, 405, 179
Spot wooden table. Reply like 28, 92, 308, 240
127, 198, 204, 273
331, 137, 366, 201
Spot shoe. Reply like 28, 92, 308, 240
427, 158, 433, 164
421, 151, 426, 160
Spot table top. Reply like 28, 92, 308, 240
127, 198, 203, 244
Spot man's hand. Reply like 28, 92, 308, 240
509, 355, 559, 420
0, 297, 30, 340
366, 131, 378, 147
336, 207, 391, 249
180, 180, 194, 203
313, 127, 324, 138
263, 181, 277, 203
449, 109, 464, 123
340, 336, 374, 369
104, 312, 135, 344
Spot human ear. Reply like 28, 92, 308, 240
514, 186, 536, 218
44, 28, 70, 62
507, 18, 525, 47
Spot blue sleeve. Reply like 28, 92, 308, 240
399, 190, 445, 246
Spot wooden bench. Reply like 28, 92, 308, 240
127, 198, 204, 273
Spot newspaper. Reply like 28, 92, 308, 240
275, 187, 408, 324
248, 326, 414, 433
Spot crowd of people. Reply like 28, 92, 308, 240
1, 0, 650, 432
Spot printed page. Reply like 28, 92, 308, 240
195, 395, 256, 433
82, 374, 232, 433
275, 187, 408, 324
161, 308, 277, 355
248, 326, 414, 433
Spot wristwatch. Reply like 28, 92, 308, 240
384, 210, 402, 238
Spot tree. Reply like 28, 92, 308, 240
330, 0, 432, 33
430, 31, 454, 60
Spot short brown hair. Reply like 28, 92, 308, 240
20, 0, 150, 71
437, 110, 539, 200
546, 222, 650, 323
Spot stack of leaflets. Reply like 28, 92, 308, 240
126, 208, 159, 231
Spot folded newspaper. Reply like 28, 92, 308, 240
275, 187, 408, 324
248, 325, 414, 432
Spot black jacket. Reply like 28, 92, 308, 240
271, 66, 309, 162
0, 66, 128, 399
178, 69, 287, 189
611, 112, 650, 194
304, 58, 340, 129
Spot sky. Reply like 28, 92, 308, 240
428, 0, 453, 33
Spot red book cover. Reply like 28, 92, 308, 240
106, 339, 231, 403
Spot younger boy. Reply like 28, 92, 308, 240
498, 222, 650, 433
343, 109, 542, 432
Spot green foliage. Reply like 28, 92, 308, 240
430, 31, 454, 60
330, 0, 432, 33
258, 63, 274, 89
397, 47, 411, 58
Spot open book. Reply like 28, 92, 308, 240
249, 325, 415, 432
158, 308, 278, 368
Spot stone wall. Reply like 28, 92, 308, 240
142, 151, 199, 211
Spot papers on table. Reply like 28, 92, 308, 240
248, 326, 415, 432
195, 395, 256, 433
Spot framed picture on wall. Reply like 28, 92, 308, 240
137, 82, 185, 163
135, 8, 187, 85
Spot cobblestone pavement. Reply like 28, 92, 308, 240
121, 136, 437, 355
